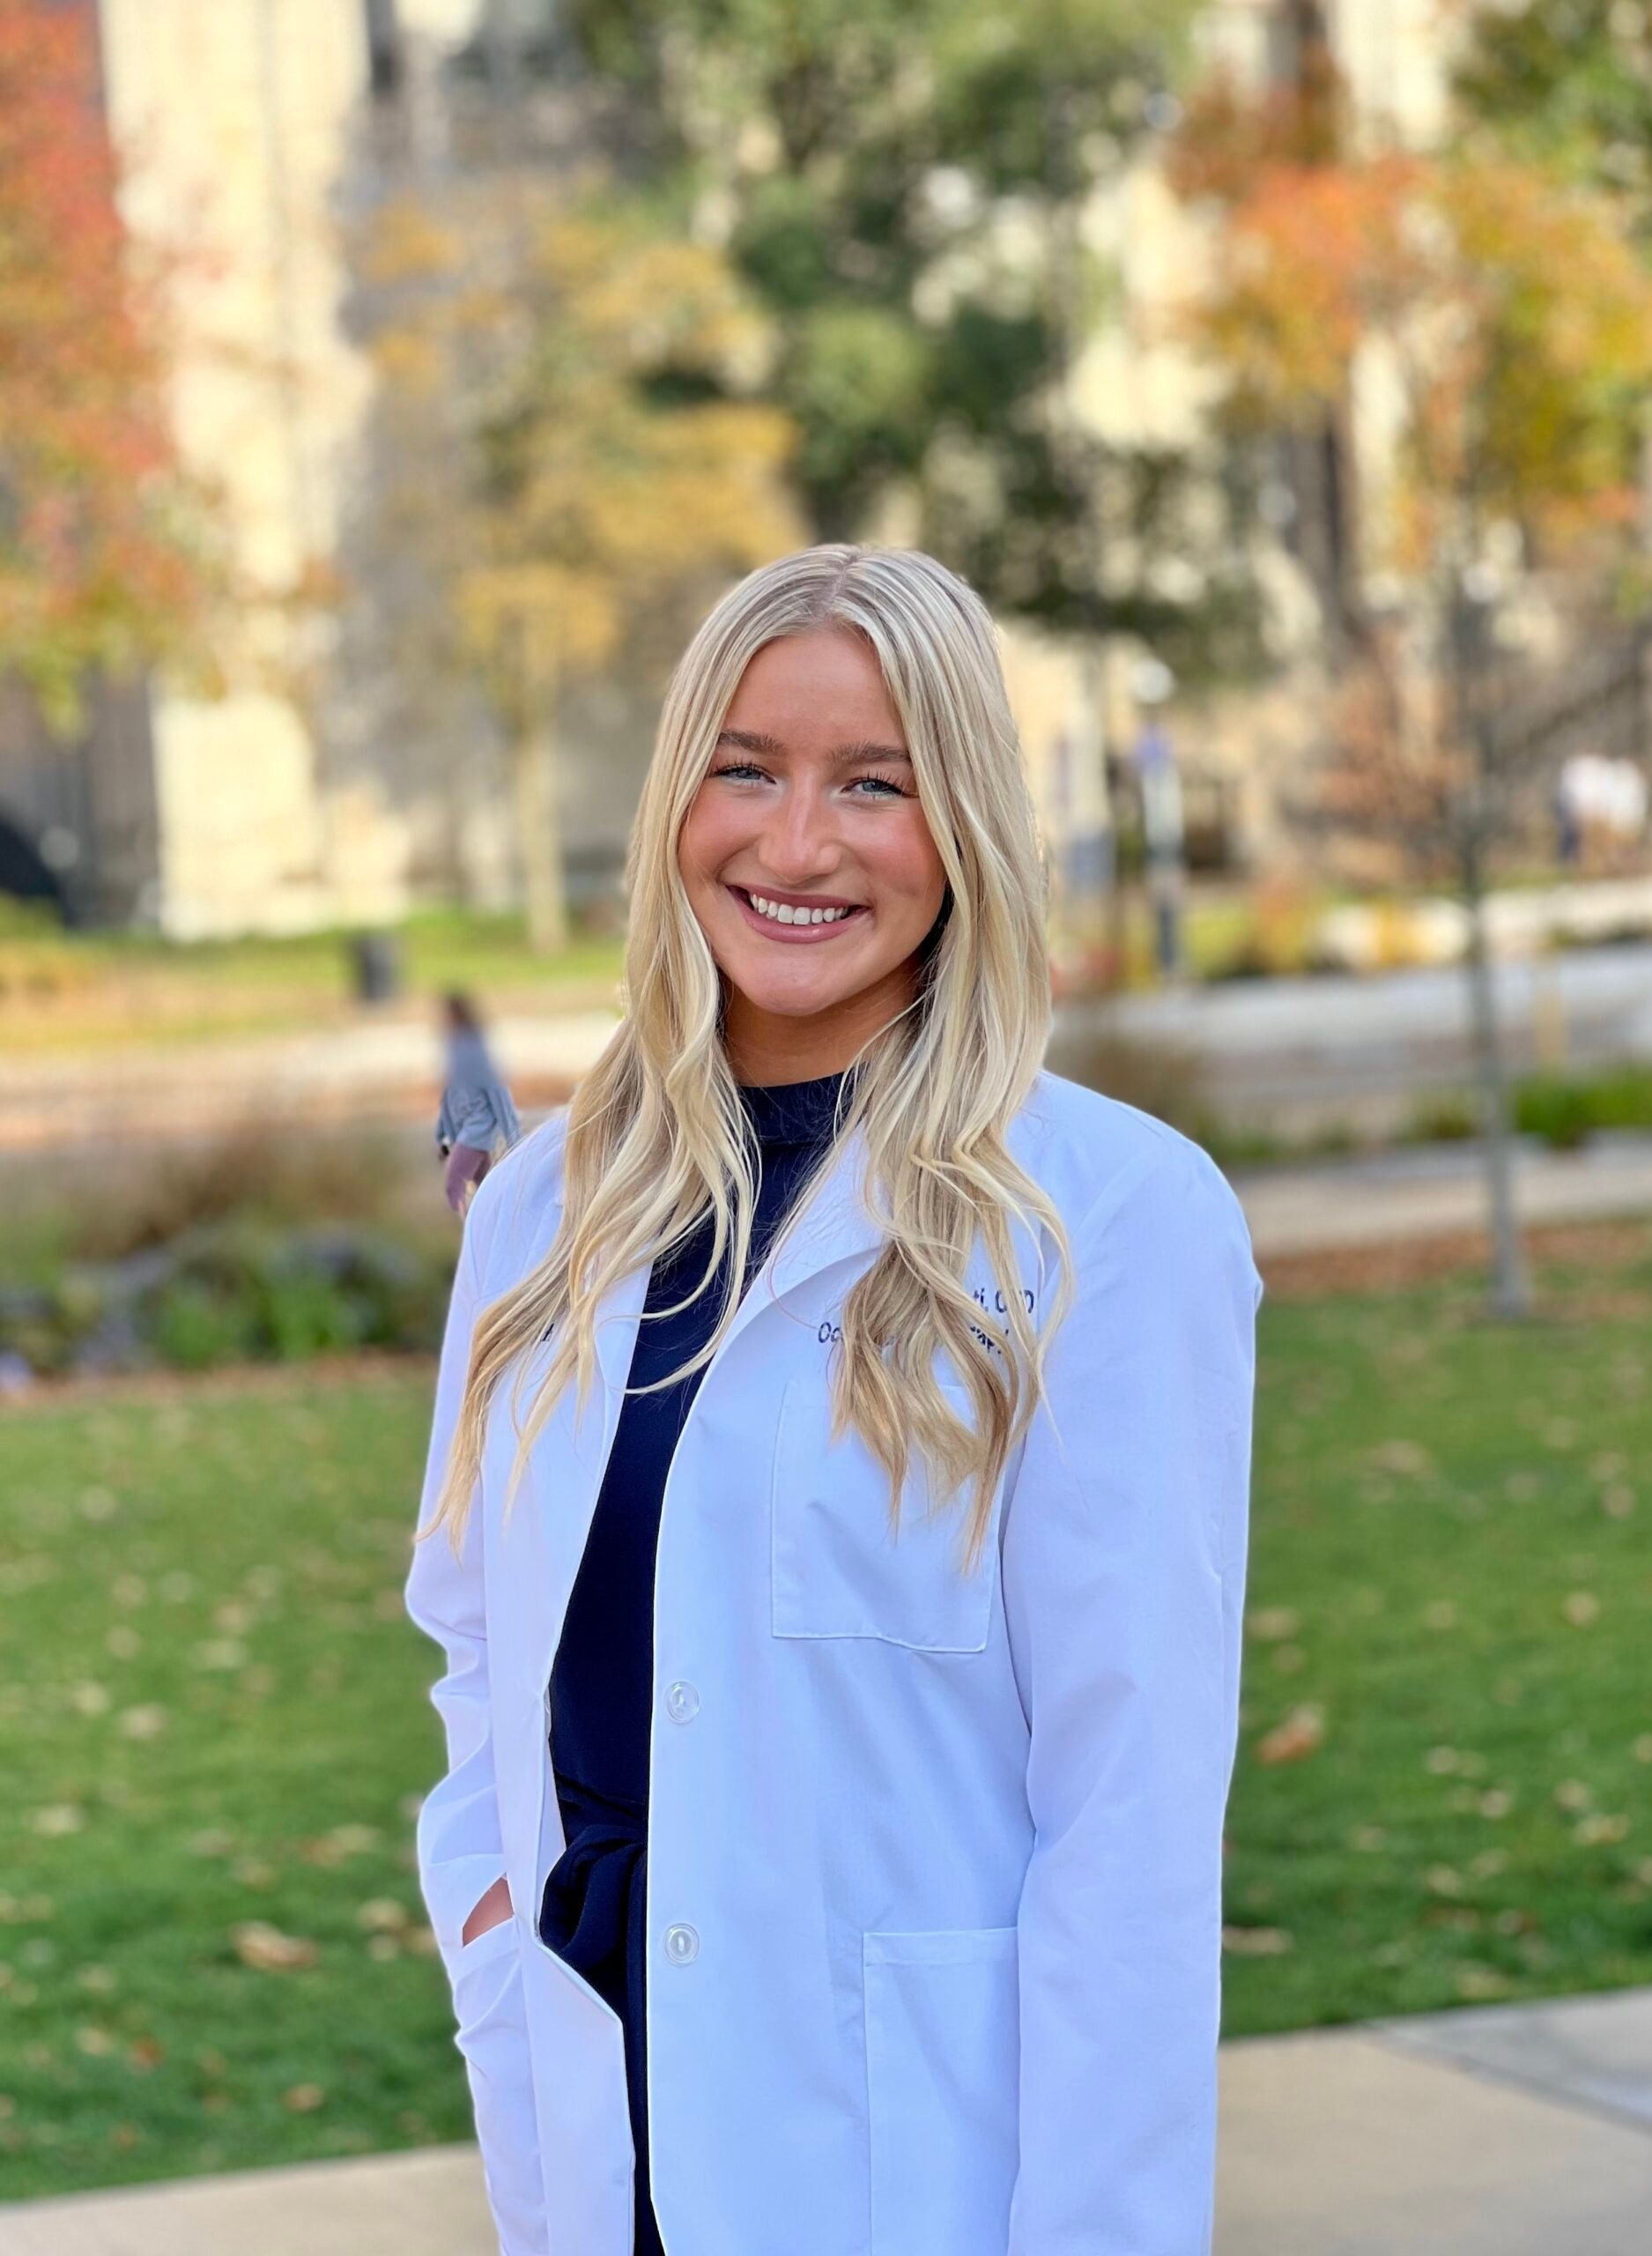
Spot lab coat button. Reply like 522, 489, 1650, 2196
664, 1923, 699, 1964
665, 1680, 700, 1723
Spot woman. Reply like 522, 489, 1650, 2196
434, 990, 523, 1218
406, 544, 1262, 2256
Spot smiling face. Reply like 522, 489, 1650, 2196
677, 627, 950, 1086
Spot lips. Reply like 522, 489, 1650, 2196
727, 885, 870, 941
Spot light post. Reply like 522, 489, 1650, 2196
1131, 656, 1185, 980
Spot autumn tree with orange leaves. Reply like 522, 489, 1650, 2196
1169, 56, 1652, 1317
0, 0, 222, 733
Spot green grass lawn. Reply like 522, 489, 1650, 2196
2, 1246, 1650, 2199
0, 905, 628, 1058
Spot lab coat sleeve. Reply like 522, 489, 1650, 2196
405, 1201, 551, 2256
405, 1211, 509, 1974
1001, 1140, 1263, 2256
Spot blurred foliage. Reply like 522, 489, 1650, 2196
0, 1119, 456, 1378
553, 0, 1270, 682
0, 0, 230, 731
1455, 0, 1652, 233
1168, 41, 1652, 924
1171, 124, 1652, 572
350, 174, 804, 948
1515, 1062, 1652, 1148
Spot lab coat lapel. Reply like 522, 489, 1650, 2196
511, 1119, 886, 1678
589, 1118, 887, 1399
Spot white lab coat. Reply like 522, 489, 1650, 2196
405, 1067, 1263, 2256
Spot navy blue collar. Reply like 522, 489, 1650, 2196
736, 1065, 858, 1147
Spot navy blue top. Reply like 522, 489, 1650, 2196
538, 1066, 856, 2250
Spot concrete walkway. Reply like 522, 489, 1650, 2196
4, 1985, 1648, 2256
1230, 1128, 1652, 1257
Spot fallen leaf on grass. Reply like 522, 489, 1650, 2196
1366, 1439, 1434, 1478
1222, 1926, 1293, 1955
31, 1805, 85, 1837
284, 2083, 325, 2112
232, 1922, 318, 1972
1254, 1704, 1324, 1765
355, 1898, 409, 1933
1574, 1813, 1629, 1844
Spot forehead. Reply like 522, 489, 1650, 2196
723, 628, 904, 746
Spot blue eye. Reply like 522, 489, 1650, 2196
708, 763, 910, 799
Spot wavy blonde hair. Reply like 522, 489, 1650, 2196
421, 542, 1077, 1580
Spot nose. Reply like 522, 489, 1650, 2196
757, 773, 841, 885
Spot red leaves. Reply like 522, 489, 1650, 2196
0, 0, 220, 725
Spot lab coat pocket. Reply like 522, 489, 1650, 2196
450, 1917, 546, 2253
863, 1926, 1020, 2256
772, 1376, 996, 1651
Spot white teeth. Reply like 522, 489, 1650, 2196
747, 892, 855, 926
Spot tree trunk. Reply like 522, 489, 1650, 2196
507, 629, 567, 956
1460, 870, 1530, 1317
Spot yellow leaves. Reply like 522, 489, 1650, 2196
1222, 1924, 1293, 1955
231, 1921, 317, 1972
355, 1897, 409, 1933
29, 1803, 85, 1837
1562, 1591, 1601, 1627
1254, 1702, 1325, 1765
300, 1823, 382, 1866
1366, 1438, 1434, 1479
355, 173, 804, 698
1176, 124, 1652, 559
1574, 1812, 1629, 1845
355, 197, 463, 289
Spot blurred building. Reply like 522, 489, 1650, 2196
0, 0, 1465, 937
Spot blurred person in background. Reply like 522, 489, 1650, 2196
435, 991, 523, 1217
405, 545, 1261, 2256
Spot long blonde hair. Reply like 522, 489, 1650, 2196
422, 542, 1076, 1580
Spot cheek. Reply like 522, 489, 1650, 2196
678, 789, 737, 881
870, 807, 947, 908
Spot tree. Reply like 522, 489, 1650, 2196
0, 0, 222, 733
357, 177, 802, 950
560, 0, 1270, 680
1174, 85, 1652, 1317
1454, 0, 1652, 236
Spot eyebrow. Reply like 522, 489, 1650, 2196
715, 726, 912, 767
